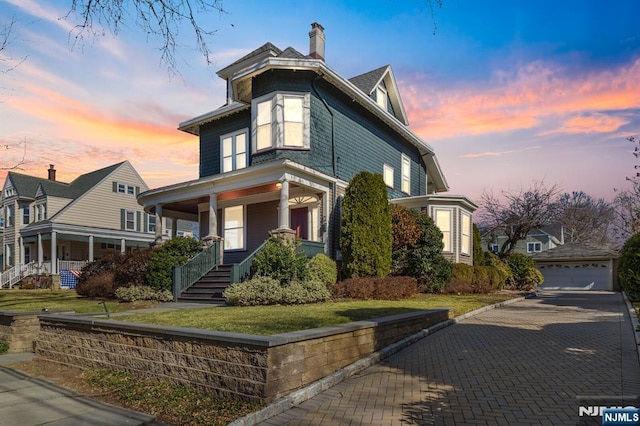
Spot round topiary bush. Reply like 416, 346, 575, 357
619, 232, 640, 300
507, 253, 543, 290
252, 236, 308, 284
307, 253, 337, 285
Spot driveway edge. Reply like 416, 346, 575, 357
228, 293, 530, 426
621, 291, 640, 363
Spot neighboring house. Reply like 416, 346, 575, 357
0, 161, 184, 280
137, 23, 477, 274
481, 225, 564, 256
532, 242, 619, 291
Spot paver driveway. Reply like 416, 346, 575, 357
259, 291, 640, 425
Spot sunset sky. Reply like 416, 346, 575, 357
0, 0, 638, 205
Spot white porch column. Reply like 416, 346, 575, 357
208, 194, 218, 238
120, 238, 126, 253
172, 218, 178, 239
38, 234, 43, 266
155, 204, 163, 241
278, 180, 290, 229
51, 231, 57, 274
19, 237, 24, 265
88, 235, 94, 261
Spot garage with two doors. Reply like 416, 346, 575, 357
532, 242, 619, 291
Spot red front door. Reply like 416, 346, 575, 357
290, 207, 309, 239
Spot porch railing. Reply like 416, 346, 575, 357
58, 260, 89, 271
300, 240, 326, 258
1, 261, 39, 289
230, 241, 267, 284
172, 240, 221, 301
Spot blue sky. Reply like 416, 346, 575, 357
0, 0, 638, 203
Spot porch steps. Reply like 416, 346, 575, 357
177, 264, 233, 303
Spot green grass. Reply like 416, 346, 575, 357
114, 293, 516, 335
0, 289, 153, 314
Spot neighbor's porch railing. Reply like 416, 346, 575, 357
172, 240, 221, 301
58, 260, 89, 272
1, 261, 39, 289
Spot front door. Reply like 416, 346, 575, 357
290, 207, 309, 239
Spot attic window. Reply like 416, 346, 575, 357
252, 92, 310, 152
375, 85, 388, 110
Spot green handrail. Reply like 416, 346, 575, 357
172, 240, 220, 301
231, 241, 267, 284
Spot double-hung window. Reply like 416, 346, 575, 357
435, 209, 452, 252
22, 206, 30, 225
252, 92, 310, 152
224, 205, 244, 250
461, 213, 471, 255
221, 129, 248, 173
147, 215, 156, 233
383, 164, 394, 188
401, 154, 411, 194
527, 242, 542, 253
125, 210, 136, 231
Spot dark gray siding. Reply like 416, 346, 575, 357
221, 200, 278, 264
199, 110, 251, 178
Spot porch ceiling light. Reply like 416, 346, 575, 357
275, 182, 282, 189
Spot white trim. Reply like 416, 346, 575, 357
223, 204, 245, 251
251, 91, 311, 153
461, 211, 471, 256
220, 128, 249, 173
434, 208, 453, 253
383, 164, 394, 188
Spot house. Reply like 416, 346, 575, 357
532, 242, 619, 291
481, 225, 564, 256
0, 161, 186, 288
137, 23, 477, 289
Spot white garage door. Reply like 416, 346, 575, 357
538, 262, 612, 291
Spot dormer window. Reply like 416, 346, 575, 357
252, 92, 310, 152
375, 85, 388, 110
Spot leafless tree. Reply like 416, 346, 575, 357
480, 181, 560, 259
1, 16, 26, 76
555, 191, 615, 247
613, 179, 640, 242
67, 0, 225, 73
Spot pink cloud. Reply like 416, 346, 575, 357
401, 58, 640, 139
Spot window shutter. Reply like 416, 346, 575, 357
113, 182, 118, 192
137, 211, 142, 232
135, 186, 140, 196
120, 209, 125, 230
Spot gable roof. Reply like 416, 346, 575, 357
349, 65, 409, 125
531, 242, 618, 261
5, 173, 43, 199
349, 65, 388, 94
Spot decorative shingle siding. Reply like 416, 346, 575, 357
199, 111, 251, 178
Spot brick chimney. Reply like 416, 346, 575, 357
48, 164, 56, 181
309, 22, 325, 61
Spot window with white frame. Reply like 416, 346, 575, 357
125, 210, 136, 231
252, 92, 310, 152
527, 242, 542, 253
461, 213, 471, 255
224, 205, 244, 250
147, 215, 156, 233
6, 204, 14, 227
383, 164, 394, 188
401, 154, 411, 194
221, 129, 248, 173
435, 209, 452, 252
115, 182, 136, 195
491, 244, 499, 253
22, 205, 30, 225
376, 85, 388, 110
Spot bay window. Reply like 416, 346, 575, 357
252, 92, 310, 152
461, 212, 471, 255
435, 209, 452, 252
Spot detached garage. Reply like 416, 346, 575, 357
532, 243, 619, 291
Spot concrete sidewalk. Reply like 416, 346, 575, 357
255, 291, 640, 425
0, 353, 157, 426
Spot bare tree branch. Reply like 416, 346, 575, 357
65, 0, 225, 74
555, 191, 615, 247
1, 16, 27, 76
0, 138, 28, 171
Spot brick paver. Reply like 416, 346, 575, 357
259, 291, 640, 425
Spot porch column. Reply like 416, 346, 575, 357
171, 218, 178, 238
37, 234, 43, 266
88, 235, 94, 261
208, 194, 218, 238
155, 204, 163, 241
278, 179, 291, 229
51, 231, 57, 274
19, 237, 24, 265
120, 238, 126, 254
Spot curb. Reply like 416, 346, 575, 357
621, 291, 640, 364
228, 294, 531, 426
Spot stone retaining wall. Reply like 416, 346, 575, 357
35, 309, 450, 402
0, 311, 41, 354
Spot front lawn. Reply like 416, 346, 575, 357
114, 293, 517, 335
0, 289, 154, 314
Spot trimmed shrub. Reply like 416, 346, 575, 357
619, 233, 640, 300
472, 266, 494, 294
253, 236, 308, 285
115, 249, 152, 287
146, 237, 202, 291
340, 171, 392, 278
307, 253, 337, 285
473, 224, 485, 266
444, 263, 474, 293
280, 281, 332, 305
223, 276, 284, 306
331, 276, 418, 300
507, 253, 543, 290
75, 272, 116, 298
484, 252, 512, 289
115, 285, 173, 302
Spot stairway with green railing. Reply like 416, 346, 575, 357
171, 240, 220, 302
